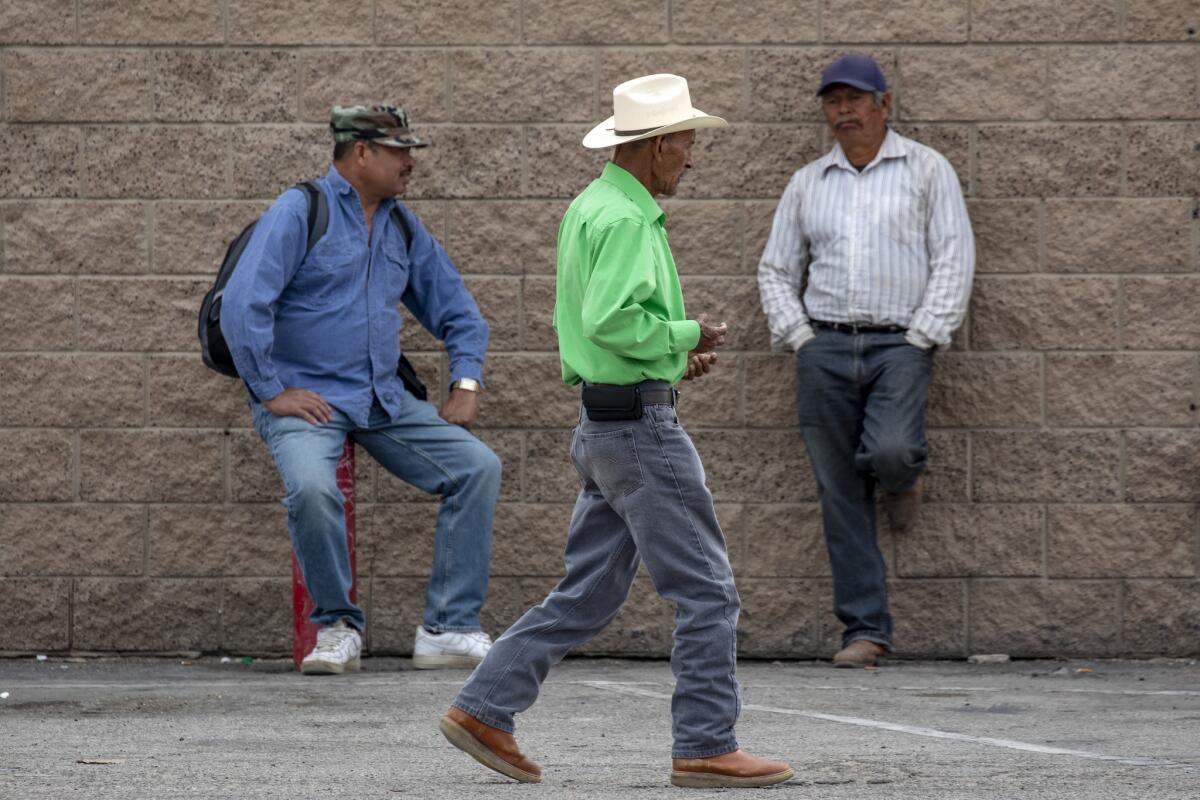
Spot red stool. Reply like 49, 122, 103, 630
291, 439, 357, 670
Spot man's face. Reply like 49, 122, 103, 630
360, 142, 416, 196
821, 84, 890, 150
651, 130, 696, 197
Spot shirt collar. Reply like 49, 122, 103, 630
599, 162, 665, 224
325, 163, 396, 211
820, 128, 908, 176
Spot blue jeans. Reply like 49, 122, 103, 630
795, 329, 934, 650
453, 401, 742, 759
251, 391, 501, 633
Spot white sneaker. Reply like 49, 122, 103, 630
412, 626, 492, 669
300, 619, 362, 675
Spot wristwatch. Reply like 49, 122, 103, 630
450, 377, 481, 393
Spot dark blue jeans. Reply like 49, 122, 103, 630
795, 329, 934, 650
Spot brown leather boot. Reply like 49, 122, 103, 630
832, 639, 888, 668
883, 476, 924, 533
439, 707, 542, 783
671, 749, 794, 788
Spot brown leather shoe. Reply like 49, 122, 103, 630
883, 476, 923, 533
671, 749, 794, 788
439, 707, 542, 783
832, 639, 888, 668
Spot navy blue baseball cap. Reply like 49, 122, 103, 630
816, 53, 888, 96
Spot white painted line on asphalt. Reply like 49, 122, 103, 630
578, 681, 1197, 771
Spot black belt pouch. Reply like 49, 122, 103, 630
581, 385, 643, 421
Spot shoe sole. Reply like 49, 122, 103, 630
300, 656, 361, 675
412, 654, 484, 669
439, 717, 541, 783
670, 768, 795, 788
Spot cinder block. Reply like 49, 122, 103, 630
0, 579, 71, 652
3, 201, 148, 274
749, 48, 896, 122
1044, 353, 1195, 427
403, 126, 524, 199
672, 0, 819, 44
227, 0, 371, 45
359, 503, 439, 576
897, 504, 1042, 578
476, 355, 578, 429
300, 50, 449, 123
735, 578, 825, 657
73, 578, 220, 651
900, 47, 1043, 120
77, 278, 209, 351
1125, 430, 1200, 502
148, 356, 248, 428
690, 429, 817, 503
221, 578, 291, 654
682, 277, 770, 350
576, 572, 674, 656
148, 504, 290, 577
970, 276, 1118, 350
79, 1, 223, 44
1047, 505, 1195, 578
447, 201, 565, 276
1125, 123, 1200, 196
967, 200, 1040, 273
928, 353, 1042, 428
1, 0, 75, 44
823, 0, 967, 42
601, 49, 747, 120
1048, 46, 1197, 120
891, 580, 967, 656
660, 200, 743, 275
0, 354, 144, 428
0, 277, 74, 350
376, 0, 521, 45
228, 429, 283, 503
0, 127, 81, 198
972, 431, 1121, 503
520, 276, 557, 351
523, 125, 610, 198
5, 49, 152, 121
725, 503, 827, 578
450, 50, 593, 122
976, 125, 1121, 197
741, 353, 797, 428
971, 0, 1120, 42
888, 124, 971, 191
523, 429, 579, 503
677, 353, 743, 428
1, 504, 143, 576
152, 201, 268, 275
1123, 580, 1200, 656
1046, 199, 1195, 273
227, 125, 329, 200
969, 580, 1121, 657
464, 276, 521, 351
925, 431, 969, 502
0, 430, 73, 502
684, 125, 825, 199
1122, 277, 1200, 349
488, 503, 571, 577
80, 126, 225, 198
524, 0, 668, 44
153, 50, 298, 123
742, 199, 780, 273
80, 430, 223, 502
1125, 0, 1199, 41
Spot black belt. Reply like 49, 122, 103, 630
812, 320, 907, 335
584, 381, 677, 406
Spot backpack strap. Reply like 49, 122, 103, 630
296, 181, 329, 255
390, 204, 412, 252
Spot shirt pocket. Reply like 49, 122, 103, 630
873, 186, 923, 247
288, 234, 360, 308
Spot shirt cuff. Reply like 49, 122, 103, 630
668, 320, 702, 354
249, 377, 285, 403
449, 360, 484, 387
787, 324, 816, 352
904, 329, 936, 350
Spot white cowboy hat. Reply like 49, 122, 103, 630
582, 74, 728, 149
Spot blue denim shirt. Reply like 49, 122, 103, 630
220, 165, 488, 427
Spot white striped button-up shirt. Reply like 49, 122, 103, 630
758, 129, 975, 351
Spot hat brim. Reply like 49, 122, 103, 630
582, 108, 728, 149
375, 137, 429, 149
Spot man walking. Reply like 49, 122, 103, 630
220, 105, 501, 674
758, 54, 975, 667
440, 75, 793, 788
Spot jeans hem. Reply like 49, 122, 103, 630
672, 741, 740, 760
842, 633, 893, 651
450, 701, 514, 734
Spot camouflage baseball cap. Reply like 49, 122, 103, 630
329, 104, 428, 148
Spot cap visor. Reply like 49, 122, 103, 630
376, 138, 429, 149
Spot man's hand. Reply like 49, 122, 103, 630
439, 388, 480, 429
263, 388, 332, 425
693, 313, 728, 354
682, 352, 717, 381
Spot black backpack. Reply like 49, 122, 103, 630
198, 181, 427, 401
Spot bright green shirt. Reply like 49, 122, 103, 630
552, 162, 701, 386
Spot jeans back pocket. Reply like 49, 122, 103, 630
579, 427, 645, 498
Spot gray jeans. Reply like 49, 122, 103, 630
452, 400, 742, 759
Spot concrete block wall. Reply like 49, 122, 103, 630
1, 1, 1197, 658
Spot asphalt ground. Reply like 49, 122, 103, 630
2, 656, 1198, 799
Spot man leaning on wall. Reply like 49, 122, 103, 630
758, 54, 976, 668
219, 105, 502, 675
